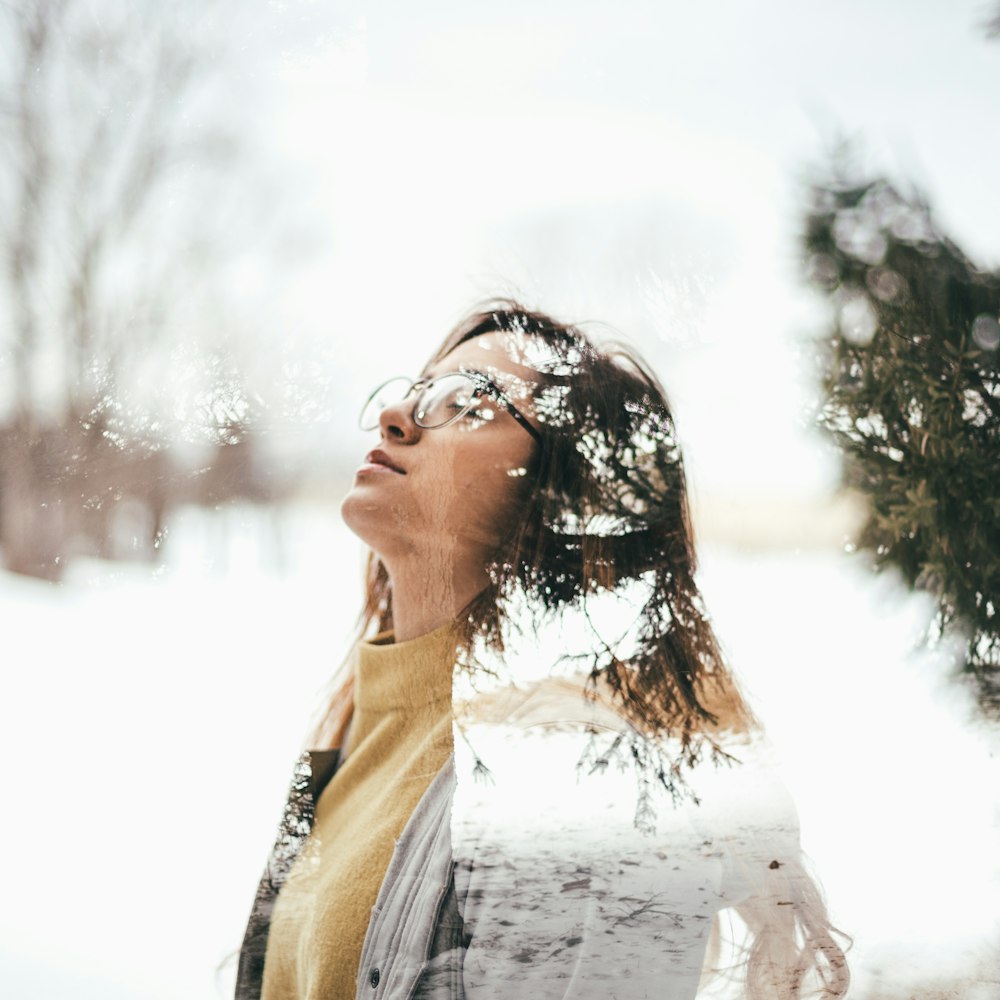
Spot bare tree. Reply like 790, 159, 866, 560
0, 0, 297, 578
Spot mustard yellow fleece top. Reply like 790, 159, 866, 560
261, 622, 457, 1000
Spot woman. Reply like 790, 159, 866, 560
235, 301, 849, 999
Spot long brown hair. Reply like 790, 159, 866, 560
348, 301, 755, 756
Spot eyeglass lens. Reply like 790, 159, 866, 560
359, 373, 481, 431
359, 376, 412, 431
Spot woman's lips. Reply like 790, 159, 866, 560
358, 449, 406, 475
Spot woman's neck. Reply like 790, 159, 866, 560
382, 555, 488, 642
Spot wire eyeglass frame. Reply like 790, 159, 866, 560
360, 370, 542, 443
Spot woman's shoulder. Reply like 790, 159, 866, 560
454, 677, 798, 865
458, 673, 625, 730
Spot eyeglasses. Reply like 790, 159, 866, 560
359, 370, 542, 443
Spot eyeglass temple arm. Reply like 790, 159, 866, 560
476, 375, 542, 444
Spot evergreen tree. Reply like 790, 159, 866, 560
802, 164, 999, 711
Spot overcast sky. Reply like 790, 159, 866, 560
226, 0, 1000, 502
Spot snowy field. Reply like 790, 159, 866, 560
1, 503, 997, 999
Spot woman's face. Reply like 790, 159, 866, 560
340, 331, 542, 573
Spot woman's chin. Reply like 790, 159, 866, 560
339, 488, 407, 555
339, 488, 376, 542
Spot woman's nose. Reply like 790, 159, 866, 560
377, 394, 422, 443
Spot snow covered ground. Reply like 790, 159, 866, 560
0, 503, 997, 999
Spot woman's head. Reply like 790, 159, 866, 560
345, 299, 758, 751
340, 327, 544, 581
